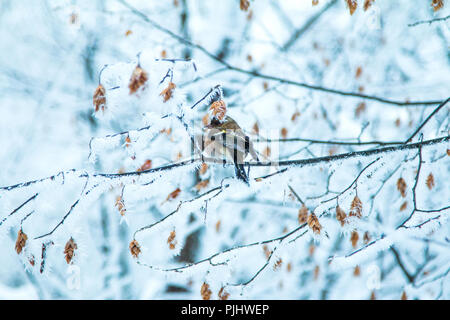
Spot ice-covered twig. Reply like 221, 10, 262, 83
0, 193, 38, 227
408, 14, 450, 27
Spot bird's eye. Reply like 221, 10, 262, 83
211, 136, 215, 141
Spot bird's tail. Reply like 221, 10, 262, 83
235, 163, 249, 185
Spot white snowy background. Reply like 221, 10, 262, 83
0, 0, 449, 299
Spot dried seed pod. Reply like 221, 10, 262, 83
349, 195, 363, 218
167, 230, 177, 250
273, 258, 283, 271
298, 204, 308, 224
287, 262, 292, 272
202, 113, 210, 126
401, 291, 407, 300
218, 287, 230, 300
252, 122, 259, 135
307, 213, 322, 234
209, 100, 227, 121
93, 84, 106, 112
262, 245, 271, 259
351, 230, 359, 248
426, 173, 435, 190
309, 244, 315, 256
354, 265, 361, 276
199, 163, 208, 175
400, 201, 408, 211
160, 82, 176, 102
397, 177, 407, 198
364, 0, 375, 11
355, 102, 366, 117
129, 66, 148, 94
355, 66, 363, 78
15, 229, 28, 254
431, 0, 444, 12
137, 159, 152, 172
336, 205, 347, 226
346, 0, 358, 15
312, 0, 319, 6
195, 179, 210, 192
129, 240, 141, 258
125, 136, 131, 148
363, 231, 371, 244
201, 282, 212, 300
28, 254, 35, 267
165, 188, 181, 202
64, 237, 78, 264
215, 220, 221, 233
115, 196, 126, 216
281, 127, 288, 139
240, 0, 250, 11
291, 111, 301, 122
313, 265, 320, 280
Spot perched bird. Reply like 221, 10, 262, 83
196, 115, 259, 184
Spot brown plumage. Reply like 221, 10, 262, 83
196, 116, 259, 184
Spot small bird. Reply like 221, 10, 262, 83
196, 115, 259, 184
